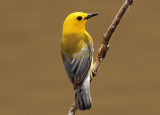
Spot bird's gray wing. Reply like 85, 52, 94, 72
61, 42, 93, 90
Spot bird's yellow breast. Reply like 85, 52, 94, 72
61, 32, 92, 58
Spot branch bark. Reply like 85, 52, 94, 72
68, 0, 134, 114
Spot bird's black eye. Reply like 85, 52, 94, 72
77, 16, 82, 21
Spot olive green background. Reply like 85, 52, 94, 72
0, 0, 160, 115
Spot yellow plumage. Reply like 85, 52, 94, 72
61, 12, 93, 57
61, 32, 92, 58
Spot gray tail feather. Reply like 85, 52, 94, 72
76, 89, 92, 110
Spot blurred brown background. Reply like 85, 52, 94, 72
0, 0, 160, 115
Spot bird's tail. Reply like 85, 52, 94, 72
75, 76, 92, 110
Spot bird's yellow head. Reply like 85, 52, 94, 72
63, 12, 99, 34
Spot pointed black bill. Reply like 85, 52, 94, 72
84, 13, 99, 20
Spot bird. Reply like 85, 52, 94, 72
61, 12, 99, 110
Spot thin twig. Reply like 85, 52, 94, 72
92, 0, 133, 76
68, 0, 134, 114
68, 98, 78, 115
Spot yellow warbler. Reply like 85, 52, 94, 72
61, 12, 99, 110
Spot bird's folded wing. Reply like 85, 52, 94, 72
61, 43, 92, 90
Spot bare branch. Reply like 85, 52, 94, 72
92, 0, 133, 76
68, 98, 78, 115
68, 0, 134, 114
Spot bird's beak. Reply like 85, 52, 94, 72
84, 13, 99, 20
